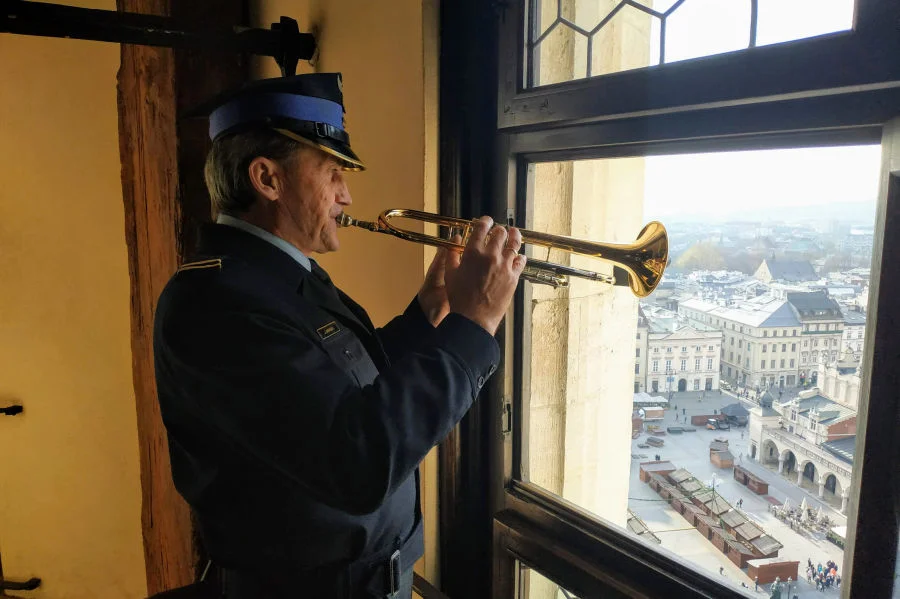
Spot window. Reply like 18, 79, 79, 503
694, 358, 700, 371
771, 360, 776, 369
635, 363, 640, 374
790, 359, 795, 367
636, 332, 641, 339
763, 330, 768, 337
665, 359, 672, 371
738, 339, 742, 349
804, 340, 809, 347
707, 345, 713, 351
525, 0, 855, 88
730, 337, 734, 346
693, 379, 700, 390
486, 1, 900, 597
792, 343, 797, 352
666, 347, 673, 353
739, 326, 743, 333
773, 330, 777, 337
793, 330, 798, 336
681, 346, 687, 353
652, 360, 659, 372
636, 348, 640, 357
771, 344, 776, 352
707, 358, 713, 370
763, 345, 767, 353
745, 358, 750, 367
761, 360, 766, 369
729, 352, 733, 361
654, 347, 659, 353
782, 344, 786, 352
780, 359, 785, 368
680, 359, 687, 370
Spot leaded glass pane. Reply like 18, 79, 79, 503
527, 0, 855, 88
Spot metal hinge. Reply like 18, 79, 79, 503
501, 400, 513, 435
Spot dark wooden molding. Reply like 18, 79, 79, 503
843, 118, 900, 599
116, 0, 247, 593
437, 0, 502, 597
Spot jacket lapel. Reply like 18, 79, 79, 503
297, 273, 369, 334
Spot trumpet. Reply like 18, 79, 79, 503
336, 209, 668, 297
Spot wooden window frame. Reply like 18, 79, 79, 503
438, 1, 900, 598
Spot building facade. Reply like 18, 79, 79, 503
840, 307, 866, 360
635, 307, 650, 393
645, 326, 722, 394
788, 292, 844, 386
749, 390, 855, 514
679, 297, 802, 392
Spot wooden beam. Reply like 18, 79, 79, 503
116, 0, 247, 593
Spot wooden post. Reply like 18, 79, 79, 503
116, 0, 247, 593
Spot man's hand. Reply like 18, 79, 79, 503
446, 217, 527, 335
417, 237, 462, 327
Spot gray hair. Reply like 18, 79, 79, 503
204, 129, 302, 214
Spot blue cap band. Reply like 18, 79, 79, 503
209, 93, 344, 140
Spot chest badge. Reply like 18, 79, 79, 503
317, 321, 341, 340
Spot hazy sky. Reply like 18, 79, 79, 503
637, 0, 879, 220
643, 145, 883, 220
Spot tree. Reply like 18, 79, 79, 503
674, 242, 726, 271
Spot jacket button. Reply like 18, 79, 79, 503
477, 376, 485, 388
489, 364, 497, 375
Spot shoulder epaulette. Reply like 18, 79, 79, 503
177, 258, 223, 273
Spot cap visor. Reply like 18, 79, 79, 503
274, 128, 365, 171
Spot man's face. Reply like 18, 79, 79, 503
278, 147, 352, 254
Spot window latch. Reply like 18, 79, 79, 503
501, 400, 513, 435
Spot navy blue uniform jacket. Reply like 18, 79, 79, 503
153, 223, 499, 581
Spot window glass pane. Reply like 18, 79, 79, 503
527, 0, 854, 88
519, 564, 583, 599
523, 145, 879, 591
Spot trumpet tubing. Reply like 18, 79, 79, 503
336, 209, 668, 296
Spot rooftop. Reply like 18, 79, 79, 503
784, 394, 857, 424
821, 437, 857, 465
787, 291, 843, 319
759, 258, 817, 282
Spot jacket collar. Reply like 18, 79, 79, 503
195, 223, 370, 334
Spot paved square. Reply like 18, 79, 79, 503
628, 390, 845, 597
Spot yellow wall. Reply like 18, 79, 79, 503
0, 1, 147, 597
252, 0, 442, 584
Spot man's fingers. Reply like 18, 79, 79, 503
486, 223, 509, 254
466, 216, 493, 250
512, 253, 527, 274
506, 227, 523, 255
446, 234, 463, 269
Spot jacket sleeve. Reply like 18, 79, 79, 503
154, 304, 498, 516
376, 297, 436, 363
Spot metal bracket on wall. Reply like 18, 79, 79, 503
1, 1, 315, 76
0, 577, 42, 592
